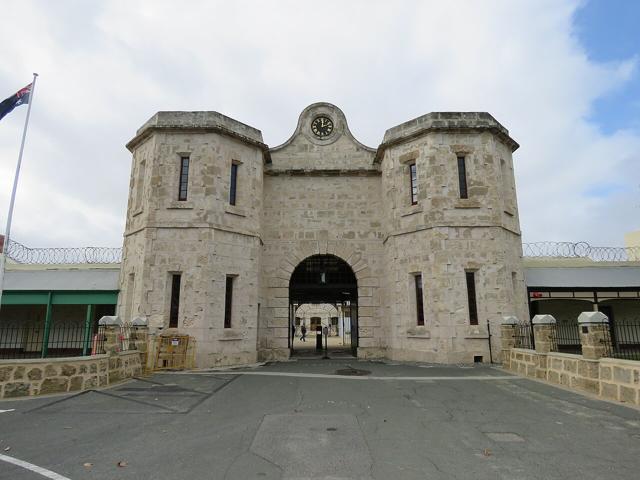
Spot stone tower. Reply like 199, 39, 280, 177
119, 112, 268, 366
377, 113, 528, 362
119, 104, 528, 367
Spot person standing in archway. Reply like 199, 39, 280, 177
300, 324, 307, 342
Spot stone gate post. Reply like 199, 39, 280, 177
578, 311, 610, 360
98, 316, 122, 355
532, 314, 556, 354
501, 316, 519, 367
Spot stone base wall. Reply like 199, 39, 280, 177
0, 351, 142, 400
506, 348, 640, 406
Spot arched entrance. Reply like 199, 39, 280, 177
289, 254, 358, 356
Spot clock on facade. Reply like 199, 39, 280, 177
311, 116, 334, 138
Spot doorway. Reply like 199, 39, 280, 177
288, 255, 358, 356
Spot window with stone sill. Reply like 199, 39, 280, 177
457, 156, 468, 199
409, 162, 418, 205
414, 273, 425, 326
178, 156, 190, 201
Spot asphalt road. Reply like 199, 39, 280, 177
0, 359, 639, 479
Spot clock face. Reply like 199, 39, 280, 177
311, 116, 334, 138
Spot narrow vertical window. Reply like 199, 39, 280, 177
409, 163, 418, 205
169, 274, 181, 328
178, 156, 190, 201
414, 274, 425, 326
134, 160, 146, 211
465, 271, 478, 325
224, 276, 234, 328
229, 163, 238, 205
457, 156, 468, 199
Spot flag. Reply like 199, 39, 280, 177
0, 83, 32, 122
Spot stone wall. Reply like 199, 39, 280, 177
380, 120, 527, 363
0, 351, 142, 399
503, 314, 640, 406
119, 104, 527, 367
507, 349, 640, 406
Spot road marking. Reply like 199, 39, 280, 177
0, 409, 15, 413
0, 453, 71, 480
180, 371, 521, 381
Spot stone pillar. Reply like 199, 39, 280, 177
532, 314, 556, 354
501, 316, 518, 367
98, 316, 122, 355
131, 317, 149, 372
578, 311, 610, 360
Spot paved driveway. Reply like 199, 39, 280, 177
0, 359, 639, 479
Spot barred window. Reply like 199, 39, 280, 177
465, 271, 478, 325
409, 163, 418, 205
169, 274, 181, 328
229, 163, 238, 206
224, 276, 234, 328
415, 274, 425, 326
457, 156, 468, 199
178, 156, 190, 201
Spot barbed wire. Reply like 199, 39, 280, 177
522, 242, 640, 262
6, 240, 122, 265
4, 239, 638, 265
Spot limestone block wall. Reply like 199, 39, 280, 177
120, 112, 267, 368
117, 106, 527, 367
507, 349, 640, 406
260, 173, 387, 360
0, 351, 142, 399
379, 114, 527, 363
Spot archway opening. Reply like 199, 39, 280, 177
288, 255, 358, 357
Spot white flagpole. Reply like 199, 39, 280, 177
0, 72, 39, 311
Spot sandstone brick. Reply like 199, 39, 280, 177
27, 368, 43, 380
0, 366, 14, 382
3, 382, 30, 398
40, 378, 68, 394
61, 364, 77, 377
44, 365, 59, 378
69, 376, 84, 391
619, 386, 636, 404
600, 382, 618, 400
613, 367, 632, 384
13, 366, 25, 380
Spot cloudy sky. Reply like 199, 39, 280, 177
0, 0, 638, 248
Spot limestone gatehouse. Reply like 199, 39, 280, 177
119, 103, 529, 367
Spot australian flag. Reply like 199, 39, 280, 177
0, 83, 32, 122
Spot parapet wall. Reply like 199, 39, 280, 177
508, 348, 640, 406
0, 351, 142, 399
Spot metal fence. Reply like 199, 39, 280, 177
0, 322, 98, 359
514, 321, 535, 349
523, 242, 640, 262
605, 321, 640, 361
0, 322, 137, 359
552, 322, 582, 354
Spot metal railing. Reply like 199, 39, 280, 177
605, 321, 640, 361
514, 321, 534, 349
551, 322, 582, 354
5, 239, 122, 265
523, 242, 640, 262
0, 322, 101, 359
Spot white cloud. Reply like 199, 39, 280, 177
0, 0, 637, 247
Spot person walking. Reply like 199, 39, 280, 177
300, 324, 307, 342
